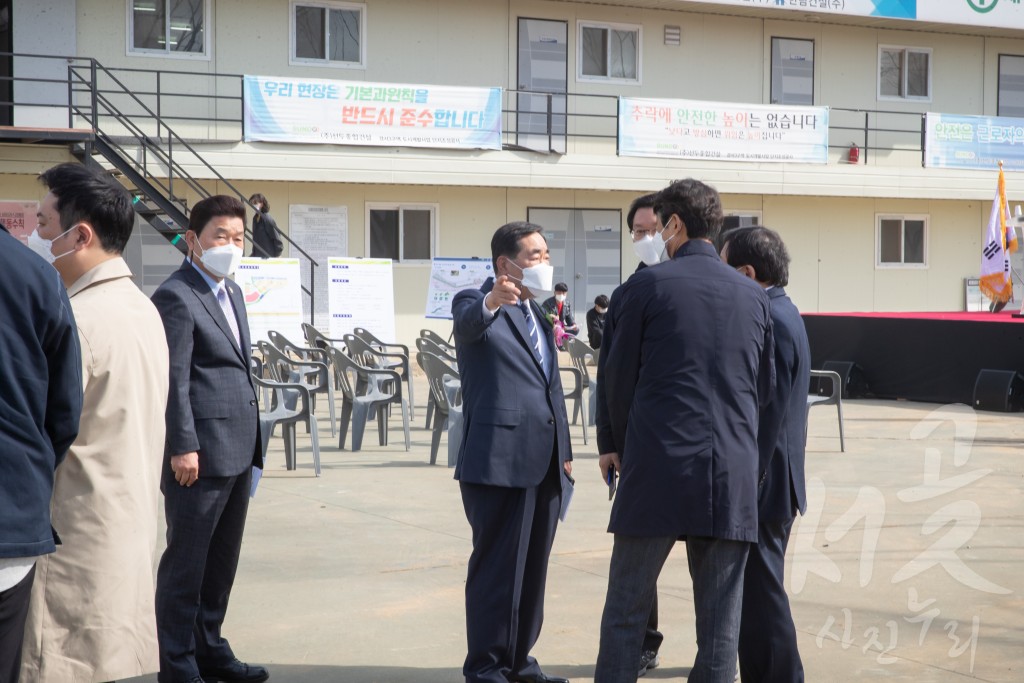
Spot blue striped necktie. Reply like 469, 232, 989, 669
518, 300, 548, 373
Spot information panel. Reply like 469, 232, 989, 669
425, 257, 494, 319
289, 204, 347, 332
327, 257, 396, 342
235, 258, 304, 345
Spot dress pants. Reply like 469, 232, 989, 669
595, 535, 749, 683
643, 592, 663, 654
0, 565, 35, 683
738, 518, 804, 683
156, 469, 251, 683
459, 456, 562, 683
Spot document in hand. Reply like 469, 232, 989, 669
559, 472, 574, 522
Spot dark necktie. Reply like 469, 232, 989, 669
518, 300, 549, 375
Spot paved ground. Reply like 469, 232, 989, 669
128, 393, 1023, 683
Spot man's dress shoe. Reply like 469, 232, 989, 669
509, 674, 570, 683
198, 658, 269, 683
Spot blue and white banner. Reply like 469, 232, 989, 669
618, 97, 829, 164
924, 113, 1024, 171
244, 75, 502, 150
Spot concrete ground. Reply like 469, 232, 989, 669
128, 392, 1023, 683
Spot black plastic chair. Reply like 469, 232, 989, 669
251, 373, 322, 476
259, 341, 337, 438
353, 327, 415, 418
325, 346, 410, 452
415, 337, 458, 429
417, 351, 461, 465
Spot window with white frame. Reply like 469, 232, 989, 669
129, 0, 208, 56
291, 1, 366, 68
877, 215, 927, 267
578, 21, 640, 83
367, 204, 435, 262
878, 45, 931, 101
998, 55, 1024, 118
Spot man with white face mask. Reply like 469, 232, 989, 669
451, 222, 574, 683
151, 195, 267, 683
21, 163, 168, 683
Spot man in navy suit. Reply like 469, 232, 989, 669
721, 227, 810, 683
594, 179, 775, 683
152, 195, 267, 683
452, 221, 574, 683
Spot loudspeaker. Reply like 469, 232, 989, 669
821, 360, 869, 399
972, 369, 1024, 412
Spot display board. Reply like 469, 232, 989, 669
327, 257, 396, 342
425, 257, 494, 319
235, 258, 304, 345
289, 204, 347, 331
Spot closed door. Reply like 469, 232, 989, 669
528, 208, 621, 318
517, 18, 567, 154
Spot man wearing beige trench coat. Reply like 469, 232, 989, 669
20, 164, 169, 682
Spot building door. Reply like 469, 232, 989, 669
517, 18, 567, 154
527, 208, 621, 321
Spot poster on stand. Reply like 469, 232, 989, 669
425, 257, 494, 319
234, 258, 304, 346
289, 204, 347, 332
327, 257, 396, 342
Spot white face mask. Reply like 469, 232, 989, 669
555, 294, 566, 303
506, 259, 554, 296
595, 307, 607, 315
194, 240, 243, 278
27, 227, 76, 265
632, 235, 662, 266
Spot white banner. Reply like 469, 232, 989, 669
289, 204, 347, 332
234, 258, 305, 346
327, 257, 396, 343
618, 97, 829, 164
244, 75, 502, 150
425, 257, 494, 319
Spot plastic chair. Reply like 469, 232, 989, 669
268, 330, 329, 364
325, 346, 410, 452
259, 341, 337, 438
415, 337, 458, 429
302, 322, 345, 351
345, 333, 415, 420
808, 369, 845, 452
419, 329, 455, 354
558, 365, 588, 445
416, 351, 461, 465
353, 328, 415, 419
251, 373, 322, 476
564, 337, 597, 429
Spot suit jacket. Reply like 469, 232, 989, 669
151, 260, 261, 477
599, 240, 775, 542
452, 279, 572, 488
541, 296, 577, 330
757, 287, 810, 522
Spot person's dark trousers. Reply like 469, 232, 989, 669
0, 565, 35, 683
643, 592, 663, 654
738, 518, 804, 683
156, 469, 252, 683
595, 535, 749, 683
460, 456, 562, 683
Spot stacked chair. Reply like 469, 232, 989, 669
248, 353, 322, 476
415, 328, 462, 466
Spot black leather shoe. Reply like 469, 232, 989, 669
509, 675, 570, 683
198, 658, 269, 683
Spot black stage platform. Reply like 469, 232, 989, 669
802, 311, 1024, 405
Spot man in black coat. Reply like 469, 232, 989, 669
541, 282, 580, 338
721, 227, 810, 683
452, 222, 573, 683
594, 179, 775, 683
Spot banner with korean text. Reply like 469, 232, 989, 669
244, 75, 502, 150
618, 97, 829, 164
924, 113, 1024, 171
